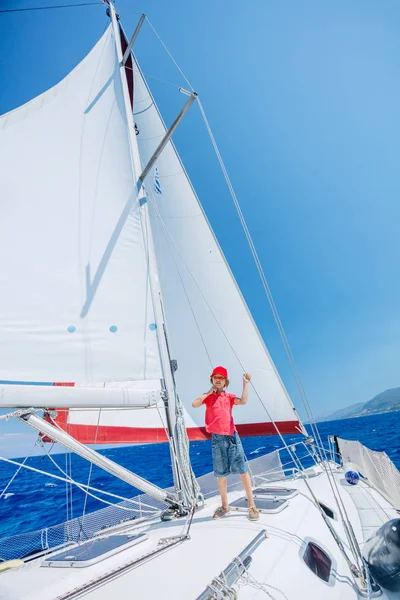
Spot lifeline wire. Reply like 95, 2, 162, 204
0, 454, 158, 512
0, 439, 39, 500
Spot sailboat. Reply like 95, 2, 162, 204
0, 2, 399, 598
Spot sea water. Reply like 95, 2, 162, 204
0, 412, 399, 540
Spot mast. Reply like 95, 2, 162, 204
107, 3, 187, 503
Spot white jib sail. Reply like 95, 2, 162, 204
131, 62, 302, 436
31, 37, 302, 439
0, 27, 163, 401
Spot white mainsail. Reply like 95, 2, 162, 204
0, 27, 163, 401
49, 46, 303, 442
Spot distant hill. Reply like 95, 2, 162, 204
316, 387, 400, 422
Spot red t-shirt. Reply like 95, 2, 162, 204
203, 390, 238, 436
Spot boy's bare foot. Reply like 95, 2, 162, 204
213, 505, 231, 519
248, 506, 259, 521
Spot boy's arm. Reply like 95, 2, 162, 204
234, 373, 251, 405
192, 386, 215, 408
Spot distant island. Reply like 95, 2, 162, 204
315, 387, 400, 422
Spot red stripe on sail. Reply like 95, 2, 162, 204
41, 419, 301, 444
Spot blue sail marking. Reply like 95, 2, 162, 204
0, 381, 54, 386
154, 167, 162, 195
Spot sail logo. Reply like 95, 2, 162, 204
154, 167, 162, 195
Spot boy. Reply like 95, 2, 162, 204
192, 366, 259, 521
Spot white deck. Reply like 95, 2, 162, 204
0, 464, 397, 600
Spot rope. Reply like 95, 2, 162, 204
45, 451, 143, 514
145, 17, 194, 92
130, 28, 309, 459
145, 183, 213, 369
45, 415, 161, 512
235, 556, 288, 599
0, 2, 101, 13
175, 399, 201, 504
0, 439, 38, 500
208, 578, 237, 599
146, 192, 303, 453
135, 40, 359, 564
65, 445, 71, 533
194, 97, 368, 573
0, 455, 158, 512
141, 186, 198, 509
362, 558, 374, 600
130, 18, 365, 580
196, 97, 326, 457
78, 408, 102, 537
145, 141, 365, 578
124, 63, 181, 91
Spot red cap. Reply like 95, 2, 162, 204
210, 366, 228, 379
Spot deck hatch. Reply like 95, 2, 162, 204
41, 534, 147, 568
231, 497, 288, 513
253, 487, 298, 500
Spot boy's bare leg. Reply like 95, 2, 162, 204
217, 477, 229, 507
240, 472, 256, 508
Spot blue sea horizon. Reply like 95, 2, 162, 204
0, 411, 399, 541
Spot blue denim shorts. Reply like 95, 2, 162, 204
211, 432, 248, 477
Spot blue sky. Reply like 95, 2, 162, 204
1, 0, 400, 457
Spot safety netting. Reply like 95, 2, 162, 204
0, 449, 285, 562
0, 490, 167, 562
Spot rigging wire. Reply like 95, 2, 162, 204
141, 181, 201, 510
0, 439, 39, 500
134, 24, 366, 574
197, 97, 326, 458
46, 414, 161, 511
138, 13, 326, 460
145, 17, 194, 92
0, 454, 158, 512
0, 2, 101, 13
144, 184, 213, 370
144, 33, 360, 562
127, 49, 345, 560
78, 408, 102, 538
144, 129, 365, 575
44, 450, 155, 514
65, 445, 70, 529
144, 189, 358, 572
133, 43, 321, 462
